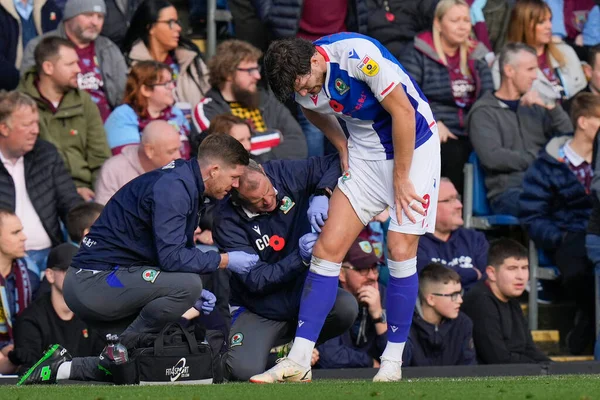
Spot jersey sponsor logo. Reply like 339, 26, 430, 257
335, 78, 349, 95
280, 196, 295, 214
82, 236, 96, 248
142, 269, 160, 283
357, 55, 379, 76
230, 332, 244, 347
255, 234, 286, 251
348, 48, 360, 60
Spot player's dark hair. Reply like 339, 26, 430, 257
197, 134, 250, 168
34, 36, 76, 73
264, 37, 316, 102
66, 203, 104, 243
488, 238, 528, 269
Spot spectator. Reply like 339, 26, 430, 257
192, 40, 308, 161
582, 4, 600, 47
0, 0, 61, 91
462, 238, 551, 364
403, 263, 476, 366
0, 210, 40, 374
467, 43, 573, 216
9, 243, 105, 371
19, 36, 111, 201
491, 0, 587, 105
104, 61, 191, 157
471, 0, 514, 54
417, 178, 488, 291
546, 0, 597, 51
0, 91, 83, 271
203, 114, 252, 153
95, 120, 181, 204
213, 156, 356, 381
520, 92, 598, 354
564, 44, 600, 114
122, 0, 209, 109
64, 202, 103, 244
317, 238, 387, 369
367, 0, 439, 61
21, 0, 127, 122
101, 0, 143, 49
400, 0, 494, 193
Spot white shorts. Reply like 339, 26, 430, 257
337, 134, 441, 235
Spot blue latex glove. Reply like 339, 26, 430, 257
307, 195, 329, 233
299, 232, 319, 263
227, 251, 259, 274
194, 289, 216, 315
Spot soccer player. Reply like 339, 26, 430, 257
251, 33, 441, 383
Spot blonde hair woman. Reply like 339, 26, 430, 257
491, 0, 586, 104
399, 0, 493, 194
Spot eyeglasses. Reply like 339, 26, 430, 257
146, 79, 176, 88
155, 19, 181, 29
342, 264, 380, 276
431, 289, 464, 302
438, 194, 462, 204
237, 66, 262, 75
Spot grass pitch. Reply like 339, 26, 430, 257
3, 375, 600, 400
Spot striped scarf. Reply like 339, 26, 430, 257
0, 259, 33, 343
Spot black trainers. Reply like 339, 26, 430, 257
17, 344, 72, 385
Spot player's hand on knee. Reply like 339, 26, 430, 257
307, 195, 330, 233
299, 232, 319, 263
194, 289, 217, 315
393, 178, 426, 224
226, 251, 260, 274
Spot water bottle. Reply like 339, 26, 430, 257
104, 334, 129, 365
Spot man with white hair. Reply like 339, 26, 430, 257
20, 0, 126, 121
95, 120, 183, 204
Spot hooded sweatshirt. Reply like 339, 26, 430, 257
466, 91, 573, 199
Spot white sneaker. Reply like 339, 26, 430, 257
249, 358, 312, 384
373, 357, 402, 382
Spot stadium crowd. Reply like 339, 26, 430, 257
1, 0, 600, 381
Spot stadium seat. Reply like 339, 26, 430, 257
462, 152, 558, 329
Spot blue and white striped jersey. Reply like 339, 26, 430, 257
295, 33, 437, 160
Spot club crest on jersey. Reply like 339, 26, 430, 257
335, 78, 349, 95
231, 333, 244, 347
142, 269, 160, 283
358, 55, 379, 76
280, 196, 295, 214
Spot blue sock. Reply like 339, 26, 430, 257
386, 259, 418, 343
296, 269, 339, 342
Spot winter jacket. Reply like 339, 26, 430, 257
466, 91, 573, 199
193, 88, 308, 160
252, 0, 368, 39
101, 0, 143, 49
20, 22, 127, 109
519, 136, 593, 251
0, 140, 83, 246
18, 68, 111, 189
317, 286, 387, 369
400, 31, 494, 137
417, 228, 489, 291
462, 280, 551, 364
104, 103, 190, 155
491, 42, 587, 104
213, 155, 341, 321
0, 0, 61, 90
403, 310, 476, 367
128, 40, 210, 108
366, 0, 437, 60
73, 159, 222, 273
94, 145, 145, 205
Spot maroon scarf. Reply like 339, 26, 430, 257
0, 259, 33, 343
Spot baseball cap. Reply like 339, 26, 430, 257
47, 243, 79, 271
63, 0, 107, 20
343, 238, 380, 270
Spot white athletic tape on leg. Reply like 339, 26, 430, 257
309, 256, 342, 277
387, 257, 417, 279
